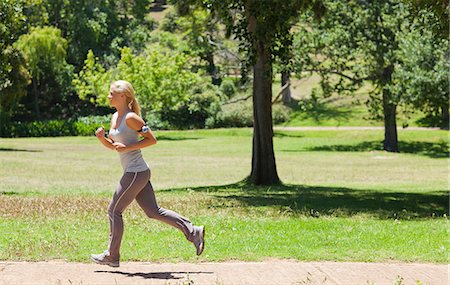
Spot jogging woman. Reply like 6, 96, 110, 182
91, 80, 205, 267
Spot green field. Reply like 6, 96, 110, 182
0, 128, 448, 263
273, 75, 437, 128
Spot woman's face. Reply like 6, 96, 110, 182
107, 87, 124, 107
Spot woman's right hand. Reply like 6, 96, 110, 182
95, 126, 105, 139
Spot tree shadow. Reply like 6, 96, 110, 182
0, 148, 42, 152
95, 270, 213, 280
167, 182, 448, 219
0, 191, 19, 195
291, 98, 353, 123
307, 141, 449, 158
156, 135, 200, 141
273, 131, 304, 138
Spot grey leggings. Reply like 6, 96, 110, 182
107, 169, 194, 259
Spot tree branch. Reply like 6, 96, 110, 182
222, 94, 252, 105
207, 38, 242, 61
272, 82, 290, 104
303, 68, 367, 83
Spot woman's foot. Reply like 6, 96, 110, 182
193, 225, 205, 256
90, 250, 120, 267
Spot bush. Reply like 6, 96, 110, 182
272, 104, 291, 124
75, 115, 111, 136
207, 101, 253, 128
206, 101, 291, 128
161, 88, 222, 129
0, 115, 111, 137
160, 11, 179, 32
144, 112, 167, 130
219, 77, 237, 98
1, 120, 76, 137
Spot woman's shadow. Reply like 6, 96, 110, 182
95, 270, 213, 280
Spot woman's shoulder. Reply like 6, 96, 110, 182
125, 111, 144, 130
125, 111, 142, 121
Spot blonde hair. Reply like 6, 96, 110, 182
111, 80, 141, 116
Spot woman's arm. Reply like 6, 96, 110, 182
112, 113, 157, 153
95, 126, 115, 150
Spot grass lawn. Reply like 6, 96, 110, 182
0, 128, 448, 263
272, 75, 438, 128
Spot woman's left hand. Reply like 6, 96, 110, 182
112, 142, 127, 153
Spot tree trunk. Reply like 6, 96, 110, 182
440, 102, 449, 130
33, 79, 40, 120
281, 71, 291, 104
382, 90, 398, 152
205, 52, 221, 85
249, 38, 280, 185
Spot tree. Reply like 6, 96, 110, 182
405, 0, 448, 38
24, 0, 156, 71
175, 0, 324, 185
15, 26, 69, 120
391, 9, 449, 129
293, 0, 417, 152
402, 0, 449, 127
74, 46, 203, 118
0, 0, 30, 125
175, 6, 223, 85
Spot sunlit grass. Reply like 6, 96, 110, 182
1, 214, 447, 263
0, 128, 448, 263
0, 129, 447, 194
273, 75, 433, 127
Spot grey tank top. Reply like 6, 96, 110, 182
108, 112, 149, 173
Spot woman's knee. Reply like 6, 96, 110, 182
144, 206, 161, 219
108, 204, 123, 218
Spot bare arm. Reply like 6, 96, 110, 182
95, 126, 115, 150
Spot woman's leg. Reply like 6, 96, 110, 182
135, 181, 196, 241
107, 169, 150, 260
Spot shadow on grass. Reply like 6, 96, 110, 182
0, 148, 42, 152
290, 98, 353, 124
306, 141, 449, 158
95, 270, 213, 280
273, 131, 304, 138
156, 135, 200, 141
0, 191, 19, 195
166, 182, 448, 219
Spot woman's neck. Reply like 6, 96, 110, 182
116, 105, 130, 117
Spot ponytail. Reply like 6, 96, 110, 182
128, 97, 141, 116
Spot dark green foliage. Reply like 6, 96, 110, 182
292, 0, 449, 151
1, 115, 110, 137
209, 102, 254, 128
219, 77, 237, 98
161, 89, 222, 129
160, 10, 179, 32
0, 0, 29, 123
1, 119, 77, 137
206, 101, 290, 128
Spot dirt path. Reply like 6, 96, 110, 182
0, 260, 446, 285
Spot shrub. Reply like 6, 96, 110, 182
161, 87, 222, 129
1, 120, 76, 137
206, 100, 291, 128
160, 11, 179, 32
207, 101, 253, 128
0, 115, 112, 138
75, 115, 111, 136
272, 104, 291, 124
219, 77, 237, 98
